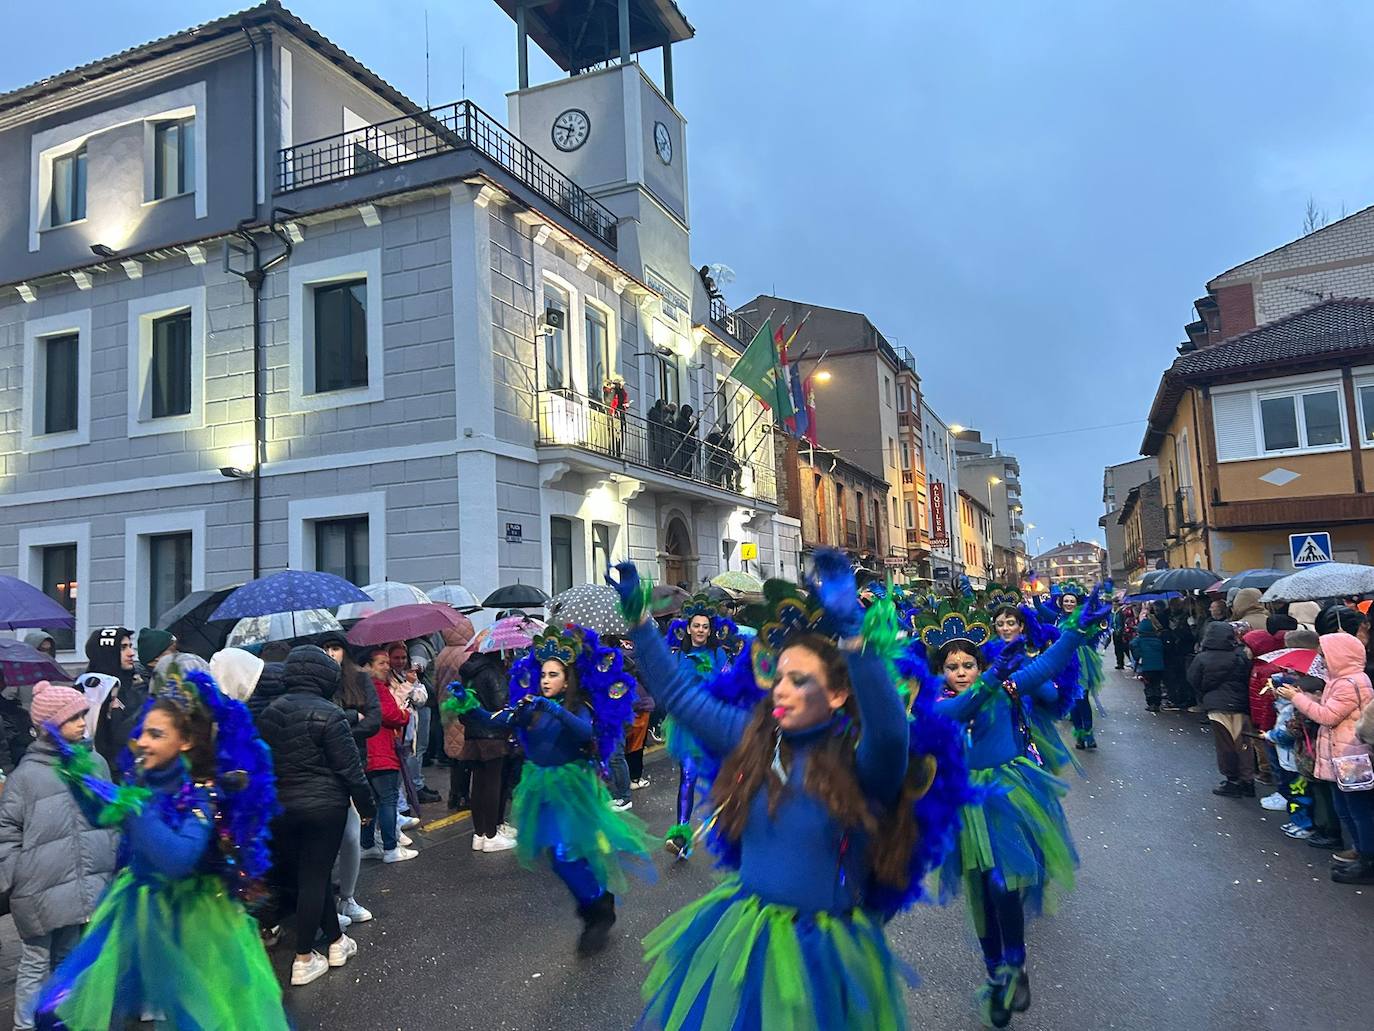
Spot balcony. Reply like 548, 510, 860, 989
845, 520, 859, 550
277, 100, 618, 248
901, 470, 913, 485
898, 410, 918, 429
708, 295, 760, 346
535, 390, 775, 503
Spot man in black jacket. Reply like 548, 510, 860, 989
257, 645, 377, 986
1188, 621, 1256, 798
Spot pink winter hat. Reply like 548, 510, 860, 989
30, 680, 88, 728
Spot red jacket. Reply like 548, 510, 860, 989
1243, 629, 1286, 732
365, 677, 409, 772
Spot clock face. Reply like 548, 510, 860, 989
654, 121, 673, 164
552, 109, 590, 152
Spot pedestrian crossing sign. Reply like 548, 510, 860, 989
1289, 531, 1333, 567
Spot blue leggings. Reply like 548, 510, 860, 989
1070, 696, 1093, 738
676, 759, 698, 826
550, 844, 603, 906
978, 877, 1026, 976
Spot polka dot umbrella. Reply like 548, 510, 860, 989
548, 583, 629, 636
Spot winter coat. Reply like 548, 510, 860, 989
1357, 694, 1374, 747
247, 662, 289, 723
1130, 619, 1165, 672
1242, 629, 1287, 733
364, 675, 410, 773
1162, 617, 1195, 665
0, 737, 119, 937
1188, 621, 1250, 713
256, 647, 376, 819
1289, 633, 1373, 782
433, 624, 476, 701
0, 688, 32, 768
458, 653, 509, 741
1232, 588, 1269, 633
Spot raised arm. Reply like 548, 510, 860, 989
933, 677, 998, 723
628, 620, 749, 758
1007, 628, 1086, 705
847, 649, 909, 804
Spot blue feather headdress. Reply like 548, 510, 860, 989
910, 598, 992, 657
667, 594, 745, 660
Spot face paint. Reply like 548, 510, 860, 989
942, 648, 981, 693
771, 645, 847, 732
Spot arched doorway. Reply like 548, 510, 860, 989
662, 516, 693, 588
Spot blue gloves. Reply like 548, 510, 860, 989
807, 548, 863, 637
1080, 588, 1112, 627
606, 561, 652, 624
987, 648, 1020, 685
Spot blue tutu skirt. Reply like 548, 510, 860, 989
639, 876, 913, 1031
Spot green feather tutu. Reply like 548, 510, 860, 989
37, 870, 287, 1030
1077, 643, 1104, 694
640, 877, 912, 1031
510, 761, 655, 894
939, 756, 1078, 935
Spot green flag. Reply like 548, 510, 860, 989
727, 318, 795, 421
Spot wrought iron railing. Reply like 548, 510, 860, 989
709, 295, 760, 345
278, 100, 618, 248
535, 389, 776, 503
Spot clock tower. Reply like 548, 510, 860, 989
495, 1, 695, 291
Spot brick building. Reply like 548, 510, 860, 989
1117, 476, 1167, 588
775, 435, 890, 569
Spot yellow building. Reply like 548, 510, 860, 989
958, 489, 994, 587
1141, 299, 1374, 572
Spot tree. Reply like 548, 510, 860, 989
1303, 196, 1331, 235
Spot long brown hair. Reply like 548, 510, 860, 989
709, 635, 927, 891
149, 698, 217, 781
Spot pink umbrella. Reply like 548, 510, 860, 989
1257, 647, 1320, 676
346, 603, 467, 646
465, 615, 547, 659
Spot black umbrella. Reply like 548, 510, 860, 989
483, 583, 550, 609
1152, 567, 1221, 592
155, 585, 242, 660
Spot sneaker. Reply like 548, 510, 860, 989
1085, 735, 1098, 750
471, 834, 488, 851
1331, 859, 1374, 885
262, 923, 282, 948
398, 831, 413, 847
339, 898, 372, 923
327, 934, 357, 968
290, 952, 329, 986
448, 796, 468, 811
337, 912, 352, 930
1284, 826, 1315, 840
497, 823, 518, 839
1259, 793, 1288, 811
630, 778, 651, 790
665, 833, 691, 861
398, 815, 421, 831
1212, 780, 1244, 798
482, 832, 517, 853
1332, 848, 1359, 864
1307, 833, 1343, 850
1237, 781, 1256, 798
360, 844, 384, 861
383, 846, 418, 863
417, 788, 441, 803
610, 798, 633, 812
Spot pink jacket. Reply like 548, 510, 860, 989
1290, 633, 1373, 782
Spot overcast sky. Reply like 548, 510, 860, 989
8, 1, 1372, 555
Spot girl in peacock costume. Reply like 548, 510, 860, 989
913, 590, 1110, 1028
610, 550, 974, 1031
34, 662, 286, 1031
660, 594, 744, 859
448, 624, 655, 956
1043, 582, 1108, 750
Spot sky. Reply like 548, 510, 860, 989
6, 1, 1374, 553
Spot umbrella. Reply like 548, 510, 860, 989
651, 583, 691, 617
211, 570, 371, 621
335, 581, 432, 621
1217, 569, 1288, 593
1261, 562, 1374, 603
0, 575, 76, 631
549, 584, 629, 636
1122, 591, 1180, 604
227, 608, 343, 648
1257, 647, 1320, 677
711, 571, 764, 595
0, 638, 72, 688
483, 583, 550, 609
154, 585, 242, 660
466, 615, 546, 657
427, 584, 482, 611
1151, 567, 1221, 592
347, 603, 467, 646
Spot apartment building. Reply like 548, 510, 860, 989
1099, 456, 1159, 583
954, 428, 1027, 579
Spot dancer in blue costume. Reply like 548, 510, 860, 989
34, 662, 285, 1031
915, 591, 1110, 1028
448, 624, 654, 955
661, 595, 741, 859
611, 551, 972, 1031
1046, 582, 1107, 750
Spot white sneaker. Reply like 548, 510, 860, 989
472, 834, 488, 851
383, 846, 418, 863
339, 897, 372, 923
611, 798, 633, 811
398, 831, 413, 847
398, 815, 420, 831
327, 934, 357, 968
630, 778, 650, 790
482, 831, 517, 852
291, 952, 329, 986
359, 845, 384, 861
497, 822, 518, 839
1260, 792, 1288, 811
337, 912, 352, 930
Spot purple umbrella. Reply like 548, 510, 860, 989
0, 639, 72, 687
0, 575, 75, 631
211, 570, 371, 621
347, 603, 467, 646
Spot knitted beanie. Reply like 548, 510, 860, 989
136, 628, 175, 666
30, 680, 89, 729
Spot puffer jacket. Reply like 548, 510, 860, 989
1188, 621, 1250, 713
1129, 619, 1165, 672
247, 661, 288, 723
1290, 633, 1373, 782
0, 737, 119, 937
459, 653, 509, 741
1242, 629, 1287, 732
256, 646, 376, 819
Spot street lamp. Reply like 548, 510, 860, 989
987, 475, 1000, 512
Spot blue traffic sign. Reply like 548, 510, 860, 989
1289, 532, 1333, 567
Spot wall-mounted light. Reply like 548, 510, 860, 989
814, 370, 832, 383
220, 443, 256, 479
89, 243, 117, 258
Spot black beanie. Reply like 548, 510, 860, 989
84, 626, 132, 676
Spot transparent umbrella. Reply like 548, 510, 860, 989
336, 581, 432, 621
427, 584, 482, 611
227, 609, 343, 647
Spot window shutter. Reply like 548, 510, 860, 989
1211, 392, 1257, 461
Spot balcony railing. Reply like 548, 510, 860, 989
277, 100, 618, 248
535, 389, 775, 503
709, 295, 760, 345
901, 470, 913, 485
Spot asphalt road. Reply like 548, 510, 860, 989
284, 664, 1371, 1030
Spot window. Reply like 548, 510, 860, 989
43, 333, 79, 435
40, 544, 78, 651
591, 523, 611, 576
1214, 380, 1347, 460
1260, 390, 1343, 452
148, 532, 192, 625
897, 385, 908, 412
150, 311, 192, 418
901, 441, 911, 469
657, 353, 681, 406
1360, 384, 1374, 442
888, 438, 897, 468
883, 376, 892, 406
585, 304, 610, 395
315, 516, 370, 585
50, 147, 86, 225
153, 118, 194, 199
551, 517, 574, 595
906, 500, 915, 527
544, 283, 570, 392
313, 280, 368, 394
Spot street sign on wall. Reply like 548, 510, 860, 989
1289, 532, 1332, 567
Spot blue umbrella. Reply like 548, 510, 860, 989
0, 575, 76, 631
210, 570, 371, 621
